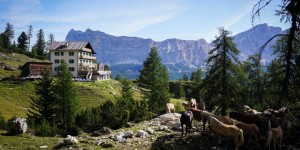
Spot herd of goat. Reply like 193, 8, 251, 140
166, 99, 291, 150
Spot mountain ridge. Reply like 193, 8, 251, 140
66, 23, 284, 79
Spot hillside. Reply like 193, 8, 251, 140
0, 52, 144, 120
0, 52, 45, 79
0, 79, 144, 121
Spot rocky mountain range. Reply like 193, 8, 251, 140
65, 23, 284, 79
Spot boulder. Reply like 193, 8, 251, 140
172, 122, 182, 130
94, 140, 101, 146
92, 131, 101, 136
101, 142, 114, 148
60, 135, 78, 145
123, 131, 134, 138
99, 127, 113, 135
113, 132, 124, 141
158, 125, 168, 131
4, 66, 16, 71
146, 128, 154, 134
136, 130, 149, 138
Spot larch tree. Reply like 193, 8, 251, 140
189, 68, 203, 101
28, 70, 56, 125
174, 79, 185, 99
266, 36, 300, 106
203, 27, 243, 115
243, 53, 265, 104
48, 33, 54, 45
3, 23, 14, 48
138, 47, 170, 114
17, 32, 28, 52
182, 74, 189, 81
27, 25, 33, 52
252, 0, 300, 107
31, 46, 38, 58
35, 29, 46, 57
54, 60, 79, 128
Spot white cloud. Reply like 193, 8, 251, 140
1, 0, 185, 40
222, 1, 255, 29
0, 0, 42, 26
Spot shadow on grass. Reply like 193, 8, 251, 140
150, 131, 235, 150
149, 128, 300, 150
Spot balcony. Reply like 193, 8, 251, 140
98, 70, 112, 75
78, 63, 97, 68
78, 70, 98, 75
79, 55, 96, 60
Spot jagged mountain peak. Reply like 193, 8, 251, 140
66, 24, 283, 79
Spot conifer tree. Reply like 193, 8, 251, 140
27, 25, 33, 52
114, 74, 122, 81
3, 23, 14, 48
266, 36, 300, 106
31, 47, 38, 58
0, 34, 4, 48
28, 70, 56, 124
174, 79, 185, 99
138, 47, 170, 114
17, 32, 28, 52
35, 29, 46, 57
204, 27, 243, 115
48, 33, 54, 45
188, 68, 203, 101
243, 53, 265, 104
253, 0, 300, 107
182, 74, 189, 81
55, 60, 79, 128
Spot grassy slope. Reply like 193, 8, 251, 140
0, 81, 36, 120
0, 52, 186, 149
0, 52, 142, 120
0, 52, 49, 79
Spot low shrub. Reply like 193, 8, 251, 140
6, 116, 17, 135
61, 127, 81, 137
0, 113, 6, 130
175, 102, 185, 113
35, 119, 58, 137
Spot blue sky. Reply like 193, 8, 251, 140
0, 0, 289, 44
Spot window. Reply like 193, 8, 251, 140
69, 67, 75, 71
55, 59, 60, 63
69, 52, 74, 56
55, 52, 59, 56
61, 52, 64, 56
54, 67, 59, 71
79, 59, 82, 63
69, 59, 74, 63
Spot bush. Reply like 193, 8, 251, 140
6, 116, 17, 135
76, 98, 152, 132
0, 113, 6, 130
35, 119, 58, 137
61, 127, 81, 137
175, 102, 185, 113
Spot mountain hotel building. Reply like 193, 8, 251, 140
48, 41, 111, 80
